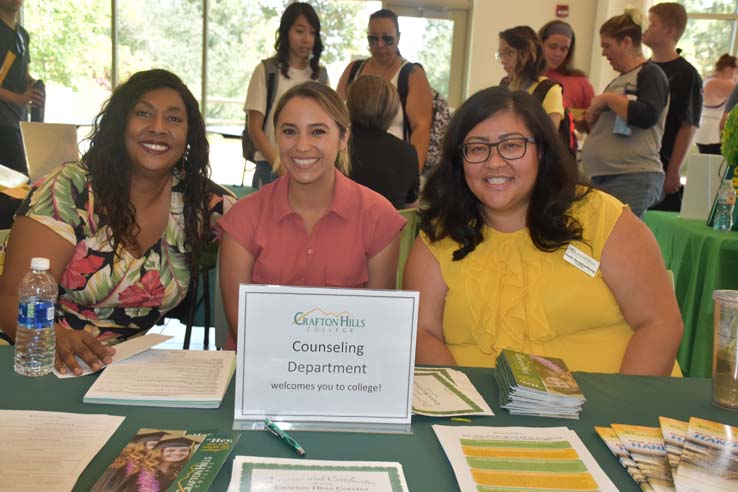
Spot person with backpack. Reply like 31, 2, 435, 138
538, 20, 595, 113
337, 8, 433, 174
243, 2, 328, 189
497, 26, 565, 131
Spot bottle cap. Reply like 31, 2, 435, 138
30, 257, 50, 270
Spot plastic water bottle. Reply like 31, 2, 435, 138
713, 179, 736, 232
30, 79, 45, 122
14, 257, 57, 377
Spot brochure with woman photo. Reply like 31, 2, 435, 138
91, 427, 239, 492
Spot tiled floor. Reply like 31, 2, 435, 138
147, 318, 216, 351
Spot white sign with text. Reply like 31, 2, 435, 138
234, 285, 418, 431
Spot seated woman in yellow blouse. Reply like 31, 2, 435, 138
404, 86, 683, 375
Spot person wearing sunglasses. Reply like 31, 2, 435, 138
0, 0, 44, 175
404, 87, 682, 376
337, 8, 433, 173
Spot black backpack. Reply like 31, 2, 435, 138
531, 79, 577, 157
347, 59, 450, 173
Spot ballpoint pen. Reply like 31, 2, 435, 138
263, 418, 306, 457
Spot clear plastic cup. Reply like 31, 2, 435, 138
712, 290, 738, 410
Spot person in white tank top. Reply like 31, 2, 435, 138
338, 8, 433, 173
696, 53, 737, 154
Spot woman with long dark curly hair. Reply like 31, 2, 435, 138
243, 2, 328, 189
404, 86, 682, 375
0, 69, 234, 375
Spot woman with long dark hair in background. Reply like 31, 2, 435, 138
243, 2, 328, 188
539, 19, 595, 112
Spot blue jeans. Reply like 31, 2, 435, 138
589, 172, 664, 218
252, 160, 277, 189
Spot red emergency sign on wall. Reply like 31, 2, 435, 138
556, 4, 569, 18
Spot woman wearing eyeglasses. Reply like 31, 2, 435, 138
498, 26, 564, 129
337, 8, 433, 173
404, 87, 682, 376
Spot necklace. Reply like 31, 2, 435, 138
370, 56, 402, 79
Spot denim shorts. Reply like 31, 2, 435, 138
589, 172, 664, 218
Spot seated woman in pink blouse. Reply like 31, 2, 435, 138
218, 82, 405, 342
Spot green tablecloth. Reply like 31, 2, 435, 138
2, 347, 738, 491
643, 211, 738, 377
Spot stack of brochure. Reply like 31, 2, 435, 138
495, 349, 585, 419
83, 349, 236, 408
413, 367, 494, 417
92, 428, 239, 492
597, 417, 738, 492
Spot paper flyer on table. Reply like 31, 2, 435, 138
595, 426, 652, 492
227, 456, 409, 492
611, 424, 675, 492
413, 367, 493, 416
674, 417, 738, 492
432, 425, 617, 492
0, 410, 124, 492
54, 333, 174, 378
84, 349, 235, 408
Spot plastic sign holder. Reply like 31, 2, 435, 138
233, 285, 418, 434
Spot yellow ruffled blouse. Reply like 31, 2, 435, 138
423, 189, 634, 373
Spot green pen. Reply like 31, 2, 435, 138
264, 418, 306, 457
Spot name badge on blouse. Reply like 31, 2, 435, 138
563, 244, 599, 277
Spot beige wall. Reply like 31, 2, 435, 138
466, 0, 649, 96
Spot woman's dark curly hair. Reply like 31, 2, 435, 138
420, 86, 588, 260
499, 26, 547, 88
81, 69, 211, 273
275, 2, 324, 80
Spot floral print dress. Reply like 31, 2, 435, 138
0, 162, 234, 345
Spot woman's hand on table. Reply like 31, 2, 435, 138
54, 326, 115, 376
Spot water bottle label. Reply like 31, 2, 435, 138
18, 300, 55, 329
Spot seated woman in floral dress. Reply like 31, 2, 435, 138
0, 69, 235, 375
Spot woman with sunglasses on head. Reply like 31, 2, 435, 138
243, 2, 328, 189
219, 82, 405, 345
337, 8, 433, 173
538, 20, 595, 112
0, 69, 235, 375
498, 26, 564, 129
404, 86, 682, 376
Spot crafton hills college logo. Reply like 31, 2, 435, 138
292, 308, 366, 333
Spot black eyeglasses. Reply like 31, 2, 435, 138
367, 35, 396, 46
461, 137, 536, 163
